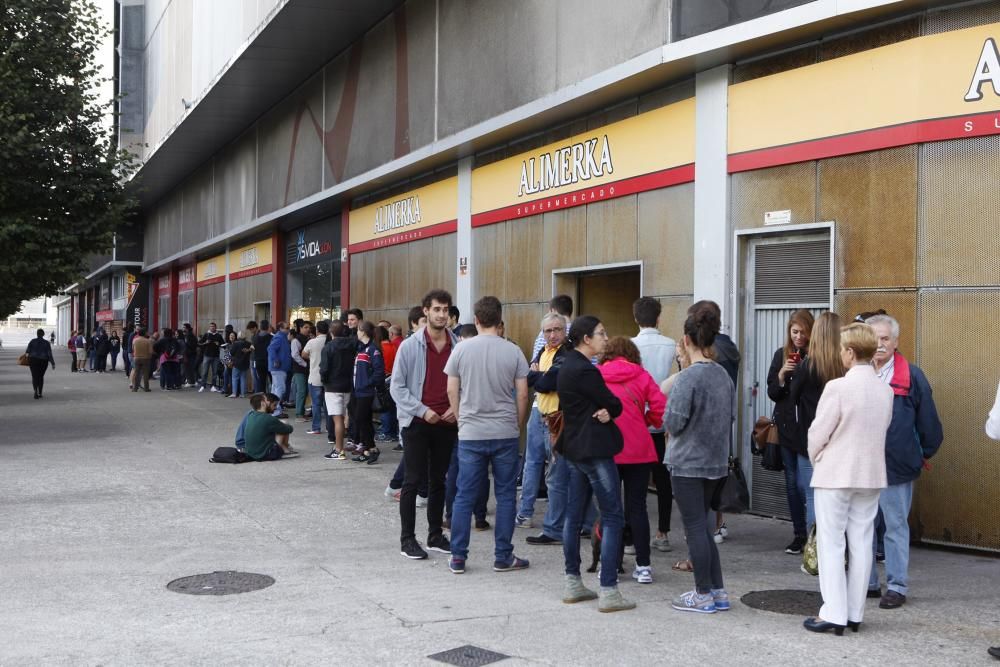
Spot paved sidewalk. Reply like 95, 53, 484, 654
1, 344, 997, 666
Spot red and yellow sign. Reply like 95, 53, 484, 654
178, 266, 196, 291
228, 239, 273, 280
349, 176, 458, 253
196, 254, 225, 287
472, 98, 695, 226
728, 23, 1000, 171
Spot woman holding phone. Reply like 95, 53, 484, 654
766, 310, 814, 555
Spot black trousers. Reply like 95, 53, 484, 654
399, 420, 455, 544
355, 395, 375, 450
650, 432, 673, 533
70, 352, 78, 371
672, 475, 725, 594
29, 358, 49, 395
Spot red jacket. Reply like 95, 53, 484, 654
598, 358, 665, 465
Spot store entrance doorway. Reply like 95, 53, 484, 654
553, 262, 642, 338
254, 302, 271, 326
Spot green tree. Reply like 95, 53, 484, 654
0, 0, 137, 319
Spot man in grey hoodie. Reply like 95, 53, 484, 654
391, 289, 459, 561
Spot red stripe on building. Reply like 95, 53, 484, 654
196, 276, 225, 288
348, 219, 458, 254
471, 164, 695, 228
728, 111, 1000, 173
229, 265, 273, 281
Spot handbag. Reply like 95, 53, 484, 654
751, 415, 779, 450
372, 377, 394, 414
802, 524, 819, 576
543, 410, 564, 448
761, 441, 785, 472
712, 456, 750, 513
17, 353, 30, 366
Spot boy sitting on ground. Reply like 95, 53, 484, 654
243, 393, 299, 460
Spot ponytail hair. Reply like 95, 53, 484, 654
683, 305, 720, 351
566, 315, 601, 349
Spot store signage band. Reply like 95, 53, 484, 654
349, 177, 459, 253
472, 98, 696, 227
178, 267, 195, 290
728, 23, 1000, 172
287, 228, 335, 265
196, 255, 225, 287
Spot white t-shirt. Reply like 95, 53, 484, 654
444, 334, 528, 440
304, 336, 327, 386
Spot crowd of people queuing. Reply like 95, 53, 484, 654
28, 285, 1000, 651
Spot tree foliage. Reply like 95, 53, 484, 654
0, 0, 137, 319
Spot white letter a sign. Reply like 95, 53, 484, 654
965, 38, 1000, 102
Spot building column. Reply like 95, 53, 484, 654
169, 267, 179, 329
456, 156, 473, 322
693, 65, 733, 329
340, 209, 350, 313
271, 231, 285, 324
224, 242, 231, 327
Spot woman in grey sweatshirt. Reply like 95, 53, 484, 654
664, 306, 735, 615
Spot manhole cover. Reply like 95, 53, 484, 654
428, 645, 509, 666
740, 589, 822, 616
166, 571, 275, 596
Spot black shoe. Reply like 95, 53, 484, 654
867, 588, 882, 599
875, 551, 885, 562
365, 449, 381, 465
847, 621, 861, 633
526, 534, 561, 545
427, 534, 451, 554
988, 646, 1000, 659
579, 529, 591, 539
400, 539, 428, 560
33, 393, 39, 399
475, 519, 491, 531
785, 536, 806, 555
392, 444, 403, 452
803, 617, 845, 636
880, 590, 906, 609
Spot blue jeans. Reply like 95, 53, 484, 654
224, 366, 233, 393
517, 407, 548, 518
542, 453, 596, 540
309, 384, 326, 431
291, 373, 308, 416
781, 447, 807, 537
869, 481, 913, 595
450, 438, 520, 563
563, 457, 624, 588
379, 410, 398, 438
446, 445, 489, 522
270, 370, 287, 415
200, 356, 218, 387
231, 369, 247, 397
797, 453, 815, 530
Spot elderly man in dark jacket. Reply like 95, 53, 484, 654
865, 314, 943, 609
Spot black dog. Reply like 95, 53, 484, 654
586, 517, 628, 574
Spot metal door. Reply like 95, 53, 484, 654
743, 235, 831, 518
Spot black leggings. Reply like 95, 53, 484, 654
651, 432, 673, 533
29, 359, 48, 395
619, 463, 652, 567
355, 395, 375, 450
672, 475, 725, 594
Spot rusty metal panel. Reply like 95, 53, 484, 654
732, 45, 817, 84
501, 302, 549, 362
542, 206, 588, 281
731, 162, 816, 230
819, 147, 918, 289
819, 17, 921, 61
833, 291, 917, 361
914, 289, 1000, 551
587, 195, 639, 266
924, 1, 1000, 34
350, 251, 369, 312
919, 136, 1000, 288
506, 215, 545, 303
473, 224, 508, 302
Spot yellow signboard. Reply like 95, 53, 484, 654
349, 176, 459, 252
728, 23, 1000, 170
472, 98, 695, 225
228, 239, 273, 279
196, 254, 225, 285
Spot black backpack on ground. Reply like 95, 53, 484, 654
210, 447, 252, 464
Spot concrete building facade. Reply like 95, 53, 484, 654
105, 0, 1000, 551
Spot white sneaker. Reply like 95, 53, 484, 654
416, 495, 428, 508
713, 530, 724, 544
211, 386, 218, 393
624, 545, 636, 556
198, 386, 205, 393
632, 565, 653, 584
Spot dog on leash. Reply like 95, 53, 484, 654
586, 517, 628, 574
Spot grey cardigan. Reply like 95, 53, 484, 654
389, 326, 459, 429
664, 361, 734, 479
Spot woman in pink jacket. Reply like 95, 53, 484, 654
599, 337, 666, 584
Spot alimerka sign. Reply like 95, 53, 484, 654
728, 23, 1000, 172
349, 177, 458, 253
472, 98, 695, 227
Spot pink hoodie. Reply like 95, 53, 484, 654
598, 358, 665, 465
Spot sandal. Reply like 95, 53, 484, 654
672, 559, 694, 572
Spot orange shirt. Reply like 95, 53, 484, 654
381, 340, 397, 375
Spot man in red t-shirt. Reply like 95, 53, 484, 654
390, 289, 459, 560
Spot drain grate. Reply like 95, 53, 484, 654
166, 571, 275, 596
428, 645, 509, 666
740, 589, 822, 616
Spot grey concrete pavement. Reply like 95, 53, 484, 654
1, 343, 998, 666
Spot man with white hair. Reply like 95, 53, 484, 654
865, 314, 943, 609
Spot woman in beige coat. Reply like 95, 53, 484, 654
803, 323, 893, 635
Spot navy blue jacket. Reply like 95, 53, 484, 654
353, 340, 385, 398
884, 354, 943, 486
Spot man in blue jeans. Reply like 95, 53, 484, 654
444, 296, 530, 574
865, 315, 942, 609
267, 322, 292, 419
